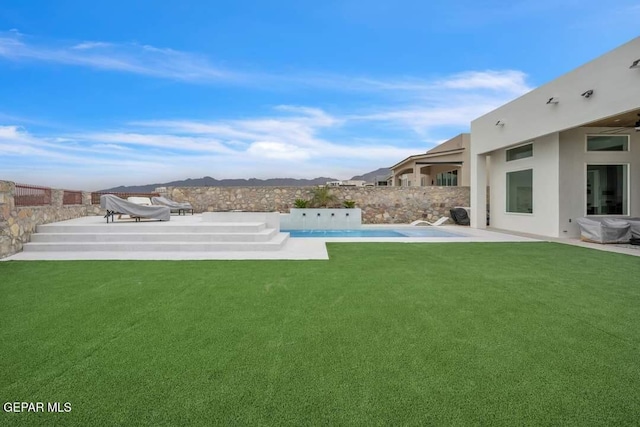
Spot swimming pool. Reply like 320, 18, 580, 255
284, 228, 462, 238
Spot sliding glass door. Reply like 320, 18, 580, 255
586, 164, 628, 215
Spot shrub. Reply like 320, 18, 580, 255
343, 200, 356, 208
310, 186, 338, 208
294, 199, 309, 208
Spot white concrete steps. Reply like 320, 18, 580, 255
31, 229, 278, 243
23, 233, 289, 252
36, 222, 267, 234
23, 217, 289, 253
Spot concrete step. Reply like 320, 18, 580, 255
31, 229, 278, 243
36, 222, 267, 234
23, 233, 289, 252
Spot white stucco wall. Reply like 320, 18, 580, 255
471, 37, 640, 155
488, 134, 560, 236
470, 36, 640, 233
558, 128, 640, 237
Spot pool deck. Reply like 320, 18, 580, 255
3, 214, 638, 260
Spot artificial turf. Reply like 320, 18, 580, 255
1, 242, 639, 425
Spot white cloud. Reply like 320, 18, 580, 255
71, 41, 112, 50
0, 31, 535, 99
0, 29, 534, 189
0, 32, 236, 82
247, 141, 313, 160
79, 132, 236, 154
437, 70, 531, 94
0, 104, 420, 189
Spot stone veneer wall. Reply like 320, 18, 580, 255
160, 186, 470, 224
0, 181, 101, 258
0, 181, 472, 258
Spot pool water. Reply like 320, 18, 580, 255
283, 229, 462, 238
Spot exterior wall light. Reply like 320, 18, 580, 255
581, 90, 594, 98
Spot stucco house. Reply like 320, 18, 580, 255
389, 133, 470, 187
470, 37, 640, 238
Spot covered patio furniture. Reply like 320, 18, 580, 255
151, 196, 194, 215
628, 219, 640, 245
100, 194, 171, 223
449, 208, 470, 226
575, 217, 631, 244
127, 196, 153, 206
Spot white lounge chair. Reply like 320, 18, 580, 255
410, 217, 449, 226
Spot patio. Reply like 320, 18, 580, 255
3, 213, 542, 261
4, 213, 639, 261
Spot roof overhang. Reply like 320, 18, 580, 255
415, 161, 463, 165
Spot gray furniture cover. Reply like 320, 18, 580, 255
575, 217, 631, 243
100, 194, 170, 222
151, 196, 193, 213
628, 219, 640, 239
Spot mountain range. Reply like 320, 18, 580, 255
100, 168, 391, 193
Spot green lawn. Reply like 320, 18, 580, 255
1, 242, 639, 426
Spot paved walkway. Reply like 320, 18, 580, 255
488, 227, 640, 257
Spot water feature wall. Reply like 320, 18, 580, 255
280, 208, 362, 230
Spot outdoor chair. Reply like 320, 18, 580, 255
575, 217, 631, 244
627, 219, 640, 245
127, 196, 153, 206
410, 217, 449, 226
449, 208, 470, 226
100, 194, 171, 223
151, 196, 194, 215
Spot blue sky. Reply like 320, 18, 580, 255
0, 1, 638, 190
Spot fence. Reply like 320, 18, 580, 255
14, 184, 52, 207
63, 190, 83, 205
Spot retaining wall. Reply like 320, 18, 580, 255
0, 180, 471, 258
0, 181, 100, 258
160, 186, 470, 225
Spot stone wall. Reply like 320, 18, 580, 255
0, 181, 472, 258
0, 181, 100, 258
161, 186, 470, 224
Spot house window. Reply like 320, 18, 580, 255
506, 143, 533, 161
586, 164, 628, 215
436, 169, 458, 186
586, 135, 629, 152
506, 169, 533, 213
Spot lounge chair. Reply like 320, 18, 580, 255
151, 196, 194, 215
100, 194, 170, 223
410, 217, 449, 226
127, 196, 153, 206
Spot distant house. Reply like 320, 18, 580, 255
389, 134, 470, 187
375, 175, 391, 187
326, 180, 369, 187
470, 37, 640, 237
